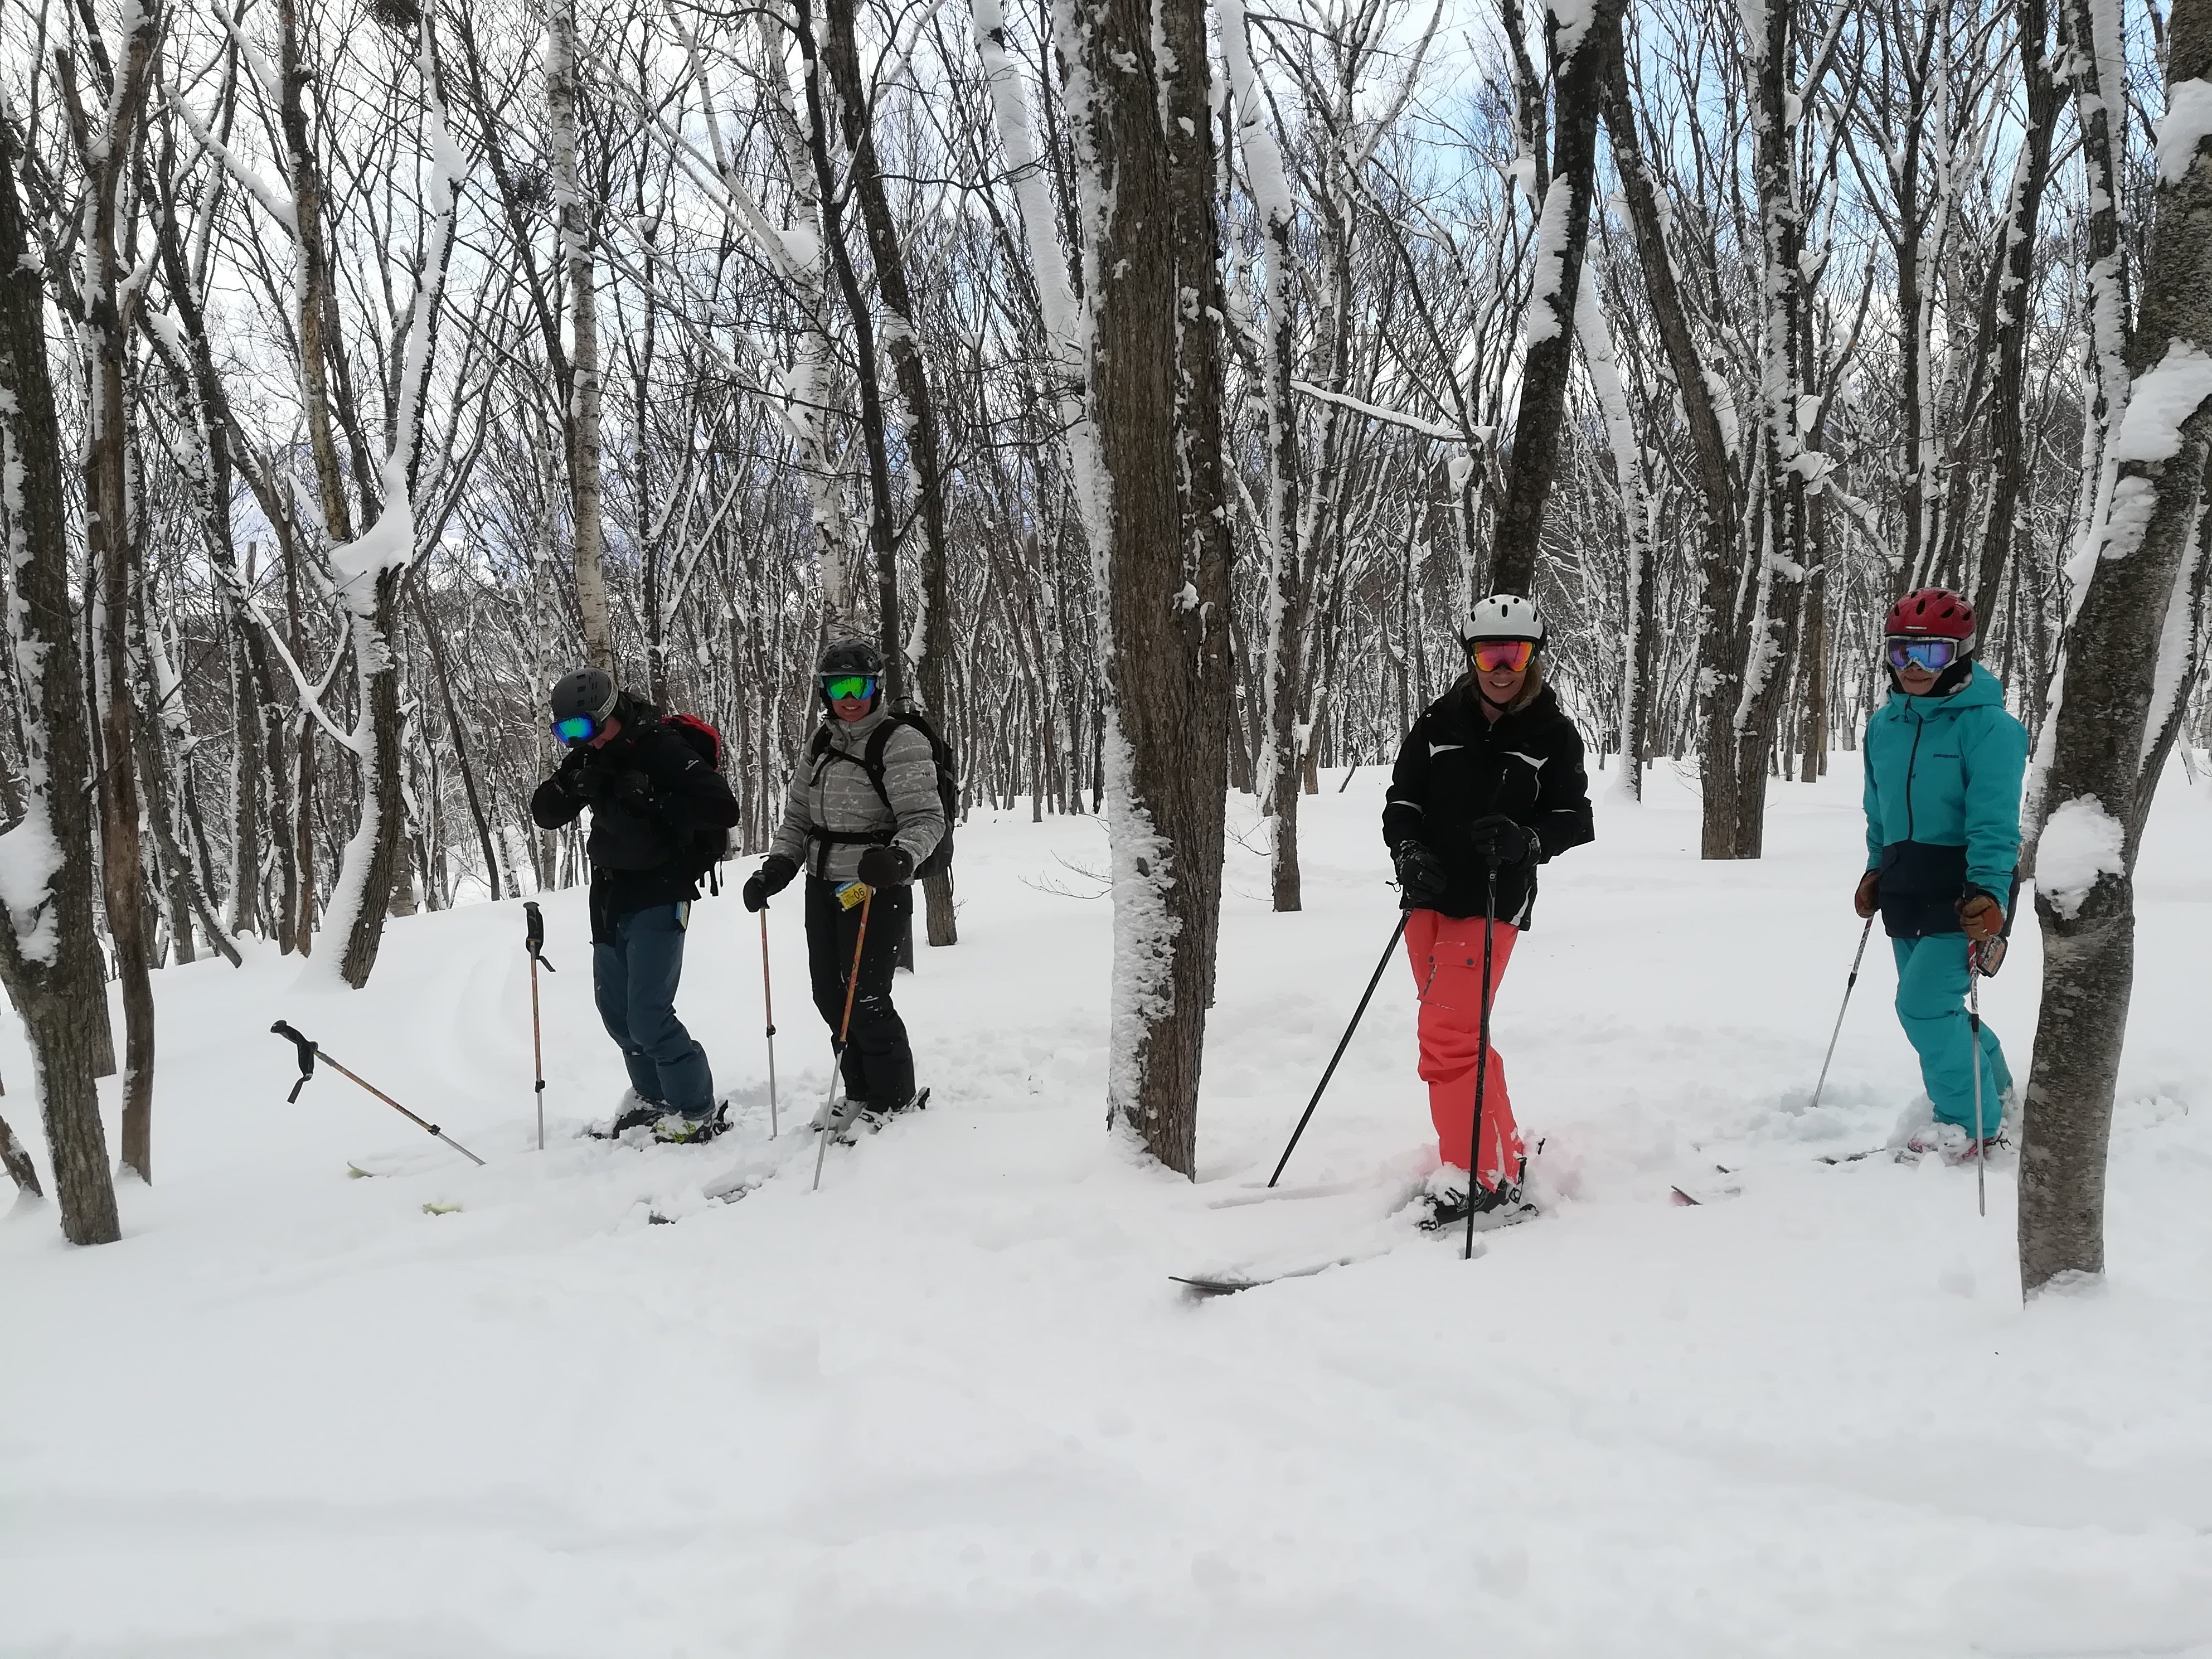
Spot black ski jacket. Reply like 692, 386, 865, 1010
530, 712, 740, 938
1381, 672, 1594, 928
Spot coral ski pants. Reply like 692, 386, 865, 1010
1405, 908, 1525, 1192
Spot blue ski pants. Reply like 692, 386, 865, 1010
593, 902, 714, 1115
1892, 935, 2010, 1132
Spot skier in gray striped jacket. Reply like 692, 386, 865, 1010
744, 638, 945, 1122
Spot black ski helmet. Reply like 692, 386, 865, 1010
817, 637, 885, 710
550, 666, 619, 726
817, 637, 885, 681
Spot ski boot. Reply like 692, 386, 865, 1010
861, 1086, 931, 1131
1898, 1121, 2004, 1166
586, 1090, 667, 1140
1415, 1167, 1537, 1234
652, 1102, 731, 1145
812, 1093, 866, 1144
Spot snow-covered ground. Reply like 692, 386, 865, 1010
6, 757, 2212, 1658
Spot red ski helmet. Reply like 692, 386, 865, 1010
1885, 588, 1976, 653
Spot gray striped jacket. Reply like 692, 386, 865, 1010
769, 707, 946, 884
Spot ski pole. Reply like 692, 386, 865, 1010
1968, 945, 1987, 1219
1465, 860, 1499, 1263
524, 901, 555, 1152
1267, 912, 1410, 1187
760, 905, 779, 1139
813, 884, 874, 1191
1809, 915, 1875, 1112
270, 1021, 486, 1167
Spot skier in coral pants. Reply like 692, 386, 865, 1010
1403, 910, 1521, 1188
1383, 594, 1594, 1230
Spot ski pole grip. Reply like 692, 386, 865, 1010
271, 1020, 317, 1103
523, 901, 554, 970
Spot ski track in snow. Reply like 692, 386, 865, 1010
6, 759, 2212, 1657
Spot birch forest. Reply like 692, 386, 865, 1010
3, 0, 2210, 1287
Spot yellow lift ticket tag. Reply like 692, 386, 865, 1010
835, 881, 874, 911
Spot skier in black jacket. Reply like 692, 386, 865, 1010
1382, 594, 1594, 1229
530, 667, 740, 1142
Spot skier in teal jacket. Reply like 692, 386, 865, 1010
1855, 588, 2030, 1158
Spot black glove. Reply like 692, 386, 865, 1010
568, 758, 612, 802
609, 770, 656, 808
1468, 813, 1537, 868
743, 855, 798, 913
857, 844, 916, 888
1393, 841, 1448, 908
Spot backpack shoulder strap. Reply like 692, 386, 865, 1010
858, 720, 900, 809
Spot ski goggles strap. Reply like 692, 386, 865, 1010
1885, 637, 1958, 673
1472, 640, 1534, 675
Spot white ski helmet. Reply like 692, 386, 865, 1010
1461, 593, 1546, 647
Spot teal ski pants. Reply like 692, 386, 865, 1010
1892, 935, 2011, 1131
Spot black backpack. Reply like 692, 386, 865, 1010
808, 709, 958, 879
661, 712, 734, 887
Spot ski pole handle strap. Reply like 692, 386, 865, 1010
271, 1020, 317, 1103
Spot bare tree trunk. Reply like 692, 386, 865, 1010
1602, 33, 1745, 850
817, 0, 958, 947
329, 24, 465, 989
547, 0, 613, 671
790, 0, 906, 706
285, 536, 317, 956
0, 1109, 40, 1200
58, 17, 162, 1182
413, 588, 503, 901
1972, 0, 2062, 624
1068, 0, 1234, 1176
0, 125, 121, 1243
1716, 0, 1813, 860
1221, 0, 1303, 910
2020, 0, 2212, 1295
1487, 0, 1628, 597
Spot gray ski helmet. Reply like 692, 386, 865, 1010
817, 637, 885, 681
550, 666, 619, 725
1461, 593, 1546, 647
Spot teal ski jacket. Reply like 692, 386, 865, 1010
1861, 663, 2029, 938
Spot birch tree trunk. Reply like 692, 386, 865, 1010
1066, 0, 1234, 1176
0, 125, 122, 1244
2019, 0, 2212, 1294
547, 0, 613, 671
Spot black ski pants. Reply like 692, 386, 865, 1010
804, 875, 915, 1107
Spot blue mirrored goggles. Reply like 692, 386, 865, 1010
1885, 637, 1958, 673
552, 713, 600, 746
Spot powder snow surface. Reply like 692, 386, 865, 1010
6, 759, 2212, 1656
